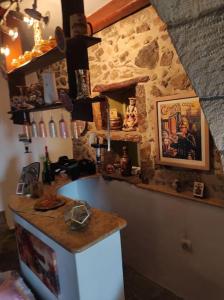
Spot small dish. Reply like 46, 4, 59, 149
34, 197, 65, 211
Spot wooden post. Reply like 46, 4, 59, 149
60, 0, 85, 38
60, 0, 89, 99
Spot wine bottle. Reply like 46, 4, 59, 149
42, 146, 54, 184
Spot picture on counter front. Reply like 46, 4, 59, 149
15, 223, 60, 296
193, 181, 205, 198
155, 95, 209, 170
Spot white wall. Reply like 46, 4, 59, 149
84, 0, 111, 16
59, 177, 224, 300
0, 73, 27, 213
19, 0, 111, 34
0, 0, 78, 216
0, 71, 73, 223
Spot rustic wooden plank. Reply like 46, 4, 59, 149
87, 0, 151, 33
93, 76, 150, 93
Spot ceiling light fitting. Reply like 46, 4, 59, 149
9, 9, 34, 27
0, 1, 12, 10
24, 0, 49, 25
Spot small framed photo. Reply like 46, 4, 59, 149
16, 182, 25, 195
193, 181, 204, 198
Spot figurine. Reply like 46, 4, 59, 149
122, 97, 138, 131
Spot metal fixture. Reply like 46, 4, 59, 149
0, 23, 18, 39
24, 0, 49, 24
0, 1, 11, 10
9, 2, 34, 27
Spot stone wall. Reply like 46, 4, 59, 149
89, 6, 191, 96
72, 5, 224, 202
151, 0, 224, 172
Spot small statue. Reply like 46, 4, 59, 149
120, 146, 132, 176
122, 97, 138, 131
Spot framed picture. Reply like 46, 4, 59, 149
16, 182, 25, 195
154, 93, 210, 170
15, 223, 60, 296
193, 181, 205, 198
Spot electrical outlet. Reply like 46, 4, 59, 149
181, 238, 193, 252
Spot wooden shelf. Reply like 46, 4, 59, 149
7, 47, 64, 76
89, 129, 142, 142
8, 36, 101, 76
8, 102, 64, 114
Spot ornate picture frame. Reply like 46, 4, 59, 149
154, 93, 210, 170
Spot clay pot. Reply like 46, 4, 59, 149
110, 117, 122, 130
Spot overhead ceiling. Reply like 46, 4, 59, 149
84, 0, 111, 16
0, 0, 110, 16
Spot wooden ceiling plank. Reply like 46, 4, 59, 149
87, 0, 151, 34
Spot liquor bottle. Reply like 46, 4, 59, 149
120, 146, 132, 176
22, 112, 31, 140
42, 146, 54, 184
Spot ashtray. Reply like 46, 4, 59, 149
64, 201, 91, 230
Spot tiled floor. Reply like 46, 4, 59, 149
0, 225, 181, 300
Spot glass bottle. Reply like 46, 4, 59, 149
71, 120, 78, 139
42, 146, 54, 184
39, 114, 47, 138
49, 113, 58, 138
31, 113, 38, 138
22, 112, 31, 140
59, 113, 69, 138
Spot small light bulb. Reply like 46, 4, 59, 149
8, 29, 14, 36
23, 16, 34, 27
0, 47, 10, 56
8, 29, 18, 40
4, 47, 10, 56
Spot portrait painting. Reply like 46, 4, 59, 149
155, 94, 209, 170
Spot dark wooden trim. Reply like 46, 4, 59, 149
93, 76, 149, 93
87, 0, 151, 34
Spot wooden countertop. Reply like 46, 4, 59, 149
9, 176, 127, 253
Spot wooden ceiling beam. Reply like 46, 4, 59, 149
87, 0, 151, 34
